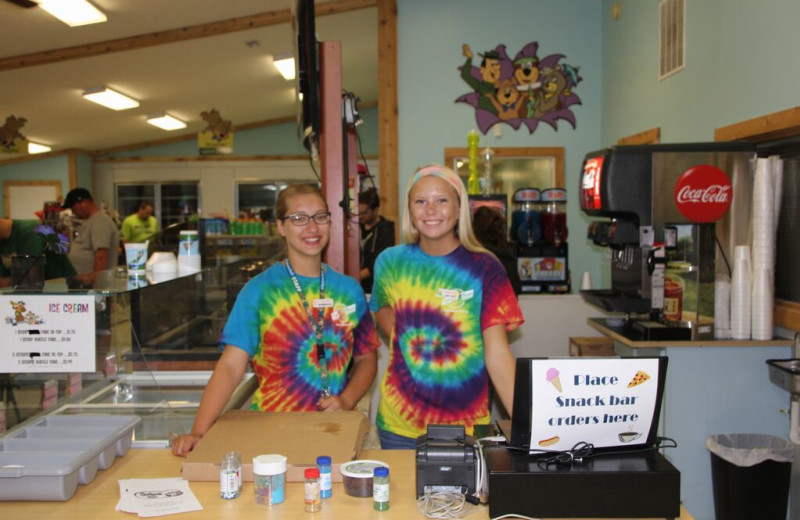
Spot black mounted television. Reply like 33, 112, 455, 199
292, 0, 321, 154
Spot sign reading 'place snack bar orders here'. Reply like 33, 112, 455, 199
0, 295, 96, 373
528, 357, 661, 452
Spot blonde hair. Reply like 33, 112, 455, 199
401, 164, 489, 254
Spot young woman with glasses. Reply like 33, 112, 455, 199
369, 165, 524, 449
172, 184, 379, 456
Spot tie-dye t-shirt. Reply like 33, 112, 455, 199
370, 243, 523, 438
221, 261, 380, 411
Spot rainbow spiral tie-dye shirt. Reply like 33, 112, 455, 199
370, 244, 523, 438
221, 262, 379, 411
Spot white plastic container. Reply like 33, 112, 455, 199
253, 454, 287, 505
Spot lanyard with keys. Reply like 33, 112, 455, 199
283, 259, 331, 398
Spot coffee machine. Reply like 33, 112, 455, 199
579, 142, 755, 340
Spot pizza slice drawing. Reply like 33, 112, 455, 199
627, 370, 650, 388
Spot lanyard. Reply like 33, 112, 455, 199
283, 260, 331, 398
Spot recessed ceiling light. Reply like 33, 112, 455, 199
82, 86, 139, 111
38, 0, 107, 27
272, 52, 296, 81
146, 114, 187, 131
28, 142, 52, 154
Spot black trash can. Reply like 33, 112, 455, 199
707, 433, 793, 520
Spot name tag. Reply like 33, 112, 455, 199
313, 298, 334, 309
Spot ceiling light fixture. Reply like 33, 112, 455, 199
272, 52, 296, 81
82, 86, 139, 111
28, 142, 52, 154
38, 0, 107, 27
146, 114, 187, 131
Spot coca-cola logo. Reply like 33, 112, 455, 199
674, 165, 733, 222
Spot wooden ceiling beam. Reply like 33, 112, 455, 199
0, 0, 376, 72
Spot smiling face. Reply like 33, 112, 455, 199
409, 175, 461, 254
277, 193, 331, 266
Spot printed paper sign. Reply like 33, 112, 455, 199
529, 358, 660, 451
0, 295, 96, 373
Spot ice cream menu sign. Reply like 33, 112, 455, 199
529, 358, 662, 451
0, 295, 96, 373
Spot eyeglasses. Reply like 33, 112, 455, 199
283, 211, 332, 226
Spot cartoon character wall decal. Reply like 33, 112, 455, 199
457, 42, 582, 134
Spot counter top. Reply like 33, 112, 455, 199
588, 317, 793, 348
1, 448, 696, 520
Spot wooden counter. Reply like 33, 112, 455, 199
2, 448, 695, 520
588, 317, 793, 349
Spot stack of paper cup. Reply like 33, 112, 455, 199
751, 268, 773, 340
749, 159, 777, 340
729, 245, 751, 340
714, 274, 731, 340
752, 159, 775, 271
178, 230, 201, 272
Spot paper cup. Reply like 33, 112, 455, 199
580, 271, 593, 291
179, 231, 200, 256
124, 243, 148, 273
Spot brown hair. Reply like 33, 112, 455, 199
275, 183, 327, 221
472, 206, 508, 250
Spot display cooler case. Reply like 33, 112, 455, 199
0, 260, 264, 446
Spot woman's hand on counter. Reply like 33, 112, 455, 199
317, 394, 348, 411
171, 433, 203, 457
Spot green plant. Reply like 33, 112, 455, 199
35, 224, 70, 255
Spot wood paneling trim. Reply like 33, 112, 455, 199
444, 146, 565, 188
68, 151, 77, 190
0, 0, 377, 72
377, 0, 398, 236
617, 127, 661, 145
715, 106, 800, 143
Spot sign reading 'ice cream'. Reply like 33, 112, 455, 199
0, 294, 96, 373
528, 358, 661, 452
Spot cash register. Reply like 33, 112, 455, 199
483, 357, 681, 518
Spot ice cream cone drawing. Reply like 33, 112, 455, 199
546, 367, 562, 393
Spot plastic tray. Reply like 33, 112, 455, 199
0, 414, 140, 501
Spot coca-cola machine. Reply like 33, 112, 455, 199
579, 142, 756, 340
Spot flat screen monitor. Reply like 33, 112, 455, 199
292, 0, 321, 153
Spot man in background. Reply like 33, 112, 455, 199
358, 188, 395, 294
62, 188, 120, 275
121, 202, 157, 243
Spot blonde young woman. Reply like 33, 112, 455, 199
370, 165, 524, 449
173, 184, 379, 456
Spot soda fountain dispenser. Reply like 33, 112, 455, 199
579, 142, 756, 340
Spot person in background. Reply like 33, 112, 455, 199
369, 165, 524, 449
62, 188, 120, 275
172, 184, 380, 457
472, 206, 522, 295
121, 202, 157, 244
0, 218, 76, 287
358, 188, 395, 293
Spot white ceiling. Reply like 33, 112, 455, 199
0, 0, 377, 160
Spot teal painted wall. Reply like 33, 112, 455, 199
600, 2, 798, 518
601, 0, 800, 144
397, 0, 605, 289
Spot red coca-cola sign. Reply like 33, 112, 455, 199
674, 164, 732, 222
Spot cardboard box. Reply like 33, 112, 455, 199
569, 336, 615, 357
181, 410, 369, 482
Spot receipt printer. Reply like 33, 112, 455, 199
415, 424, 477, 498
